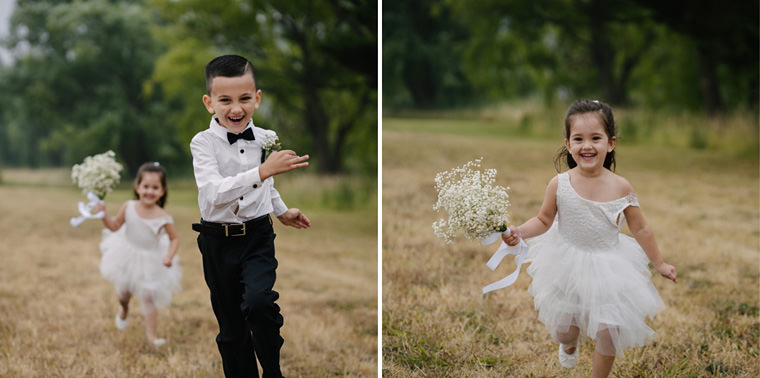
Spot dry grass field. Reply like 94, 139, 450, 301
382, 117, 759, 377
0, 171, 377, 377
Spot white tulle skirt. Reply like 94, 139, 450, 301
526, 226, 665, 356
99, 228, 182, 312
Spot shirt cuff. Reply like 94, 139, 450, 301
272, 198, 288, 217
250, 167, 263, 187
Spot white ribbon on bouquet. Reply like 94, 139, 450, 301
481, 228, 529, 294
70, 192, 105, 227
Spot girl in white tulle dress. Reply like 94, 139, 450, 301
502, 100, 677, 378
96, 162, 181, 346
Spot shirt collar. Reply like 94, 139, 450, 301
209, 116, 254, 142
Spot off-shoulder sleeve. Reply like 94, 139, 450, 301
610, 192, 639, 229
625, 192, 639, 208
148, 216, 173, 234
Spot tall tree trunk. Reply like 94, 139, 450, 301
588, 2, 627, 105
287, 12, 343, 174
302, 61, 340, 174
304, 97, 338, 173
694, 46, 724, 116
301, 42, 342, 173
402, 39, 437, 107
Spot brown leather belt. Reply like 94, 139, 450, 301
192, 214, 271, 237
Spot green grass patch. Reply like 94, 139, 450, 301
277, 173, 377, 211
398, 336, 451, 369
383, 117, 529, 140
477, 356, 509, 369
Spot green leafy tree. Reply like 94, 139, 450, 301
449, 0, 657, 106
385, 0, 757, 112
148, 0, 377, 174
0, 0, 176, 172
633, 0, 759, 114
382, 0, 472, 108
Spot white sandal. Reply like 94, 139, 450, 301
558, 344, 578, 368
115, 308, 129, 330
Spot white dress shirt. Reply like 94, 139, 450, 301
190, 116, 288, 223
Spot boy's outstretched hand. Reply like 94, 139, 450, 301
259, 150, 309, 180
277, 208, 311, 229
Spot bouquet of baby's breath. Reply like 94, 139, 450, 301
433, 158, 510, 244
71, 150, 123, 200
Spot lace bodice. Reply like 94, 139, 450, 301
124, 200, 173, 251
555, 172, 639, 251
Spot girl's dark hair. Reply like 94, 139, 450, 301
134, 162, 168, 208
205, 54, 257, 94
553, 99, 617, 172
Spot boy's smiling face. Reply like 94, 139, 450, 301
202, 73, 261, 134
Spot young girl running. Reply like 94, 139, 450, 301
96, 162, 182, 346
502, 99, 677, 378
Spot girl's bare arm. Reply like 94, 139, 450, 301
503, 176, 558, 245
624, 205, 677, 283
97, 202, 127, 231
162, 222, 180, 267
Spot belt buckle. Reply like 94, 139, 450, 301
224, 223, 246, 237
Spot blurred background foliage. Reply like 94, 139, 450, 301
0, 0, 377, 178
0, 0, 757, 175
383, 0, 758, 114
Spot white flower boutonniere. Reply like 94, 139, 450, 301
261, 130, 282, 160
261, 130, 282, 152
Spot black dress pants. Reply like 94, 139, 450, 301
197, 219, 284, 378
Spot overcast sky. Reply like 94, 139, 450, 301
0, 0, 16, 65
0, 0, 15, 31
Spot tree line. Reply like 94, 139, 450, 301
0, 0, 377, 176
1, 0, 755, 172
383, 0, 758, 115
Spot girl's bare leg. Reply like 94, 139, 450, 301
141, 293, 165, 345
591, 328, 616, 378
144, 308, 158, 341
592, 351, 615, 378
118, 292, 131, 320
557, 325, 580, 354
142, 294, 158, 341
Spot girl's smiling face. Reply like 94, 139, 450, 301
564, 112, 616, 173
135, 171, 165, 206
202, 74, 261, 133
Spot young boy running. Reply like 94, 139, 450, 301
191, 54, 310, 378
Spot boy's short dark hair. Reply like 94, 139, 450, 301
205, 54, 257, 94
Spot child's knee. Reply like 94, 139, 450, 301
241, 289, 279, 315
595, 328, 618, 355
556, 326, 580, 344
118, 292, 131, 303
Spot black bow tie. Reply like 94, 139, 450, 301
227, 128, 255, 144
